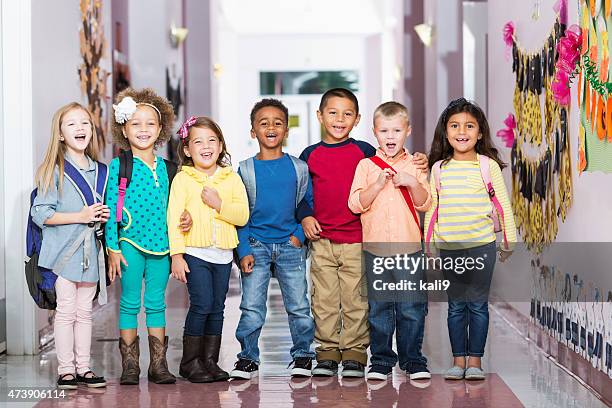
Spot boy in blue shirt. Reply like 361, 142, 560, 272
230, 98, 315, 379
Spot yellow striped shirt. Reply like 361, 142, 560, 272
423, 155, 517, 250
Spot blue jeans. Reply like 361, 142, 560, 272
183, 254, 232, 336
440, 242, 496, 357
365, 251, 428, 369
235, 237, 315, 363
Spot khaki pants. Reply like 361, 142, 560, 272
310, 239, 369, 364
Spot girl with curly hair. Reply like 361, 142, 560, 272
104, 88, 178, 385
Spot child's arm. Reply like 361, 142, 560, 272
212, 174, 249, 227
423, 174, 438, 237
104, 158, 128, 281
291, 174, 315, 245
349, 161, 391, 213
167, 173, 189, 256
392, 168, 432, 211
490, 160, 517, 253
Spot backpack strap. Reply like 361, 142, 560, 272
239, 157, 256, 214
95, 162, 108, 203
368, 156, 422, 238
116, 150, 133, 222
288, 154, 309, 208
64, 160, 96, 206
478, 155, 509, 250
425, 160, 443, 254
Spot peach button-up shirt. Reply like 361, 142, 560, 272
348, 149, 431, 245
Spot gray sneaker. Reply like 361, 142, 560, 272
444, 366, 465, 380
464, 367, 485, 380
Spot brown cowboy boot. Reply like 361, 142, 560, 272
179, 335, 214, 383
147, 335, 176, 384
119, 336, 140, 385
201, 335, 229, 381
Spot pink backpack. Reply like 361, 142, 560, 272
425, 155, 509, 254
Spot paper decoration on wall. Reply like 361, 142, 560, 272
506, 16, 573, 254
576, 0, 612, 173
78, 0, 110, 151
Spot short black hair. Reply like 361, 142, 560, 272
318, 88, 359, 114
250, 98, 289, 127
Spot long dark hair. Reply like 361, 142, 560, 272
428, 98, 505, 169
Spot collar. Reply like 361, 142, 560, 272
64, 153, 95, 171
181, 165, 232, 184
375, 147, 411, 165
320, 137, 353, 148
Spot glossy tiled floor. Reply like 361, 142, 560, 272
0, 269, 609, 407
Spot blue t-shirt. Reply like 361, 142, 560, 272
236, 154, 311, 259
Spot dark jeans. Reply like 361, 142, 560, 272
183, 254, 232, 336
440, 241, 496, 357
365, 251, 428, 369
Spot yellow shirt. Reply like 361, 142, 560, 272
167, 166, 249, 256
423, 155, 517, 250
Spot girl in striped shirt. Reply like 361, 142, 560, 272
424, 98, 516, 380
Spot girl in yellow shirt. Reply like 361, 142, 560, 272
424, 98, 516, 381
167, 116, 248, 383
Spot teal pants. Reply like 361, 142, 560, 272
119, 241, 170, 330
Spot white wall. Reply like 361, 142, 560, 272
215, 32, 382, 166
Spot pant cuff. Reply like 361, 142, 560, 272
467, 353, 484, 357
293, 351, 316, 359
341, 350, 368, 365
452, 353, 468, 357
316, 349, 342, 363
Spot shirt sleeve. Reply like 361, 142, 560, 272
235, 168, 252, 260
348, 160, 370, 213
295, 174, 314, 221
413, 168, 432, 212
167, 173, 188, 256
104, 158, 121, 253
31, 169, 59, 228
489, 160, 517, 250
215, 173, 249, 227
423, 173, 438, 243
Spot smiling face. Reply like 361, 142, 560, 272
122, 105, 161, 152
184, 126, 222, 174
373, 114, 411, 158
250, 106, 288, 152
317, 96, 361, 143
446, 112, 481, 159
60, 108, 94, 155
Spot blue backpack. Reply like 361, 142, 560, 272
25, 160, 108, 310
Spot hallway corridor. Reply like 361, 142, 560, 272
0, 270, 607, 407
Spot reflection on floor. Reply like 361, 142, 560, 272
0, 270, 608, 407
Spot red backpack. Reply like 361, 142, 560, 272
425, 155, 509, 254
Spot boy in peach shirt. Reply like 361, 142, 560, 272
348, 102, 431, 381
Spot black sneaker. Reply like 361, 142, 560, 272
366, 364, 392, 380
341, 360, 365, 378
407, 363, 431, 380
57, 374, 78, 390
312, 360, 339, 377
230, 359, 259, 380
76, 371, 106, 388
289, 357, 312, 377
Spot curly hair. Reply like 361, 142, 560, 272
250, 98, 289, 126
111, 88, 175, 150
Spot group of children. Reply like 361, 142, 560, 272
32, 86, 516, 389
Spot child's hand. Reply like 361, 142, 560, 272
392, 171, 418, 188
79, 203, 107, 224
289, 235, 303, 248
171, 254, 190, 283
98, 205, 111, 223
412, 152, 429, 172
201, 187, 222, 211
179, 210, 192, 232
107, 251, 128, 282
240, 255, 255, 274
499, 249, 513, 263
375, 169, 393, 190
302, 216, 322, 241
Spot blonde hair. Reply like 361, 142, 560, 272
35, 102, 99, 195
373, 101, 411, 127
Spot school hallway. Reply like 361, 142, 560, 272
0, 270, 605, 408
